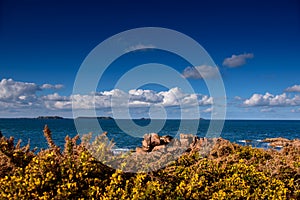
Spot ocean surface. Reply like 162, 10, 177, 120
0, 118, 299, 151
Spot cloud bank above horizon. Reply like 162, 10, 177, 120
0, 78, 214, 118
1, 78, 300, 119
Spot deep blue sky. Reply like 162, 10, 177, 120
0, 0, 300, 119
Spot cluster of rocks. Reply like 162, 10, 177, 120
135, 133, 213, 154
135, 133, 172, 153
135, 133, 300, 156
263, 137, 300, 148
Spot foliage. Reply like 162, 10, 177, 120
0, 126, 299, 199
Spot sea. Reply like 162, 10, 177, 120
0, 118, 299, 151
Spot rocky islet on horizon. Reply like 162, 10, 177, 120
36, 116, 64, 119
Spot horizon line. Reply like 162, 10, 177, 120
0, 117, 299, 121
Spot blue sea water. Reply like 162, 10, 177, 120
0, 118, 299, 151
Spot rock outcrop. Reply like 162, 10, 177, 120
136, 133, 219, 154
263, 137, 300, 148
140, 133, 172, 152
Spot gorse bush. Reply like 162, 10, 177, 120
0, 125, 299, 199
0, 126, 113, 199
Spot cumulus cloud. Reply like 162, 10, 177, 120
0, 78, 214, 117
42, 93, 69, 101
158, 87, 197, 107
243, 92, 300, 107
197, 94, 213, 106
284, 85, 300, 92
0, 78, 64, 110
222, 53, 254, 68
129, 89, 163, 103
0, 79, 64, 101
182, 65, 219, 79
0, 78, 39, 101
43, 87, 213, 110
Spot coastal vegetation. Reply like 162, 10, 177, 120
0, 126, 299, 199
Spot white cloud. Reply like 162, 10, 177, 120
125, 44, 155, 53
40, 84, 64, 90
291, 108, 300, 113
0, 78, 39, 101
158, 87, 197, 107
101, 88, 127, 97
243, 92, 300, 107
260, 108, 275, 112
234, 96, 242, 100
203, 107, 213, 113
197, 94, 213, 105
129, 89, 163, 103
0, 78, 65, 110
71, 93, 112, 110
42, 93, 69, 101
182, 65, 219, 79
222, 53, 254, 68
284, 85, 300, 92
45, 87, 213, 110
0, 78, 214, 117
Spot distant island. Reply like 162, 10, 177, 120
139, 117, 150, 120
33, 116, 206, 120
75, 116, 114, 120
138, 118, 206, 120
36, 116, 64, 119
